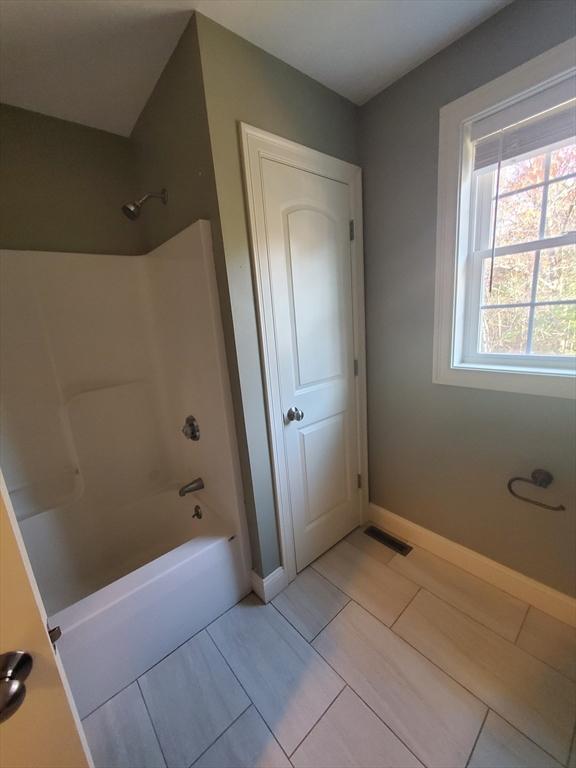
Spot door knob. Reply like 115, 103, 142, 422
0, 651, 33, 724
286, 407, 304, 422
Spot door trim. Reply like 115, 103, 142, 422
240, 123, 368, 584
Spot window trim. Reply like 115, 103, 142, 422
433, 38, 576, 399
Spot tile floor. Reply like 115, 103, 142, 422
83, 524, 576, 768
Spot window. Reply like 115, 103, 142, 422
468, 137, 575, 364
434, 40, 576, 398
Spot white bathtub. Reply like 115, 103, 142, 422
50, 491, 249, 718
3, 222, 252, 717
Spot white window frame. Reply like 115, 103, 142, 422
465, 139, 575, 369
433, 38, 576, 399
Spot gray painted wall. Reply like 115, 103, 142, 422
0, 104, 141, 254
360, 0, 576, 595
132, 15, 218, 254
131, 16, 273, 575
0, 17, 216, 259
196, 13, 359, 576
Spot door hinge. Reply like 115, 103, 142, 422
47, 624, 61, 647
357, 473, 362, 489
349, 220, 355, 241
354, 359, 359, 376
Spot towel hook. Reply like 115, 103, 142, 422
507, 469, 565, 511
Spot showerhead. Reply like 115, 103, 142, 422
122, 201, 141, 220
121, 188, 167, 220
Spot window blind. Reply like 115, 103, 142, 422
472, 74, 576, 170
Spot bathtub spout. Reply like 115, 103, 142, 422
178, 478, 204, 497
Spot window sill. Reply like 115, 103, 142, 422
434, 362, 576, 399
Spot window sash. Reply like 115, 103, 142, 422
462, 256, 576, 371
474, 232, 575, 259
480, 299, 576, 310
461, 142, 576, 371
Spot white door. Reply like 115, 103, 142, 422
244, 127, 365, 573
0, 476, 90, 768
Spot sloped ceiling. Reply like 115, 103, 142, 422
0, 0, 511, 136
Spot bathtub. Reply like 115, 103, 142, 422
2, 222, 251, 717
50, 490, 249, 718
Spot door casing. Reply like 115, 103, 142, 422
240, 123, 368, 592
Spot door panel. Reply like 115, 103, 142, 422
288, 209, 344, 387
0, 478, 90, 768
262, 159, 360, 570
300, 414, 350, 525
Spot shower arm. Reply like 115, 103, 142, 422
136, 190, 167, 206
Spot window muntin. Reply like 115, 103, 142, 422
463, 137, 576, 367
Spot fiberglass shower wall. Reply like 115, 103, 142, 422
1, 248, 170, 612
0, 223, 245, 615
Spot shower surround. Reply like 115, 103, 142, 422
0, 221, 250, 713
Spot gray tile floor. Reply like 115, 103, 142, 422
83, 524, 576, 768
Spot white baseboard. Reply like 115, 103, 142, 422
369, 503, 576, 627
251, 566, 290, 603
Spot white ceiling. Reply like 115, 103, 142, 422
0, 0, 511, 137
